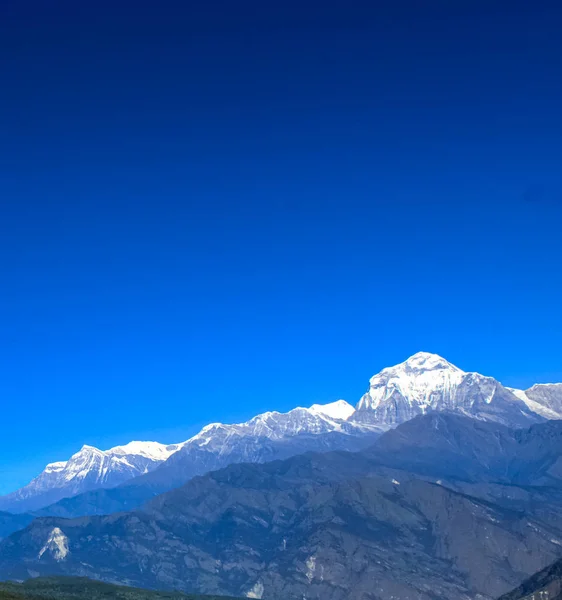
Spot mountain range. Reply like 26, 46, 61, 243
0, 442, 184, 514
4, 413, 562, 600
2, 352, 562, 520
2, 352, 562, 599
0, 400, 380, 517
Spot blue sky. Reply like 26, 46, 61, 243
1, 0, 562, 493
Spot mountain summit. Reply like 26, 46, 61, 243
352, 351, 542, 428
0, 441, 184, 513
357, 352, 465, 412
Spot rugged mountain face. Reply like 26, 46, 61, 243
136, 400, 378, 490
37, 401, 381, 518
498, 557, 562, 600
5, 414, 562, 600
367, 412, 562, 488
352, 352, 542, 428
366, 412, 520, 481
509, 384, 562, 420
0, 442, 184, 514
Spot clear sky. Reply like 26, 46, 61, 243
1, 0, 562, 493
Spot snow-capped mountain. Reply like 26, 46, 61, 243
309, 399, 356, 420
0, 400, 378, 516
186, 399, 368, 447
508, 384, 562, 419
2, 352, 559, 518
34, 400, 383, 518
0, 441, 184, 513
154, 399, 376, 475
351, 351, 543, 428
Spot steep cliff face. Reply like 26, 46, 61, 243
498, 557, 562, 600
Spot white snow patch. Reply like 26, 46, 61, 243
38, 527, 69, 561
107, 441, 183, 461
306, 556, 316, 583
252, 516, 269, 528
245, 582, 264, 599
44, 461, 67, 473
309, 400, 355, 421
507, 388, 562, 419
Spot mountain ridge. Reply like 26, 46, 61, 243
0, 442, 185, 514
3, 352, 561, 517
5, 414, 562, 599
497, 556, 562, 600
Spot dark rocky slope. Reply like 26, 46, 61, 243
498, 556, 562, 600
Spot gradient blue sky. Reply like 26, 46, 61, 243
1, 0, 562, 493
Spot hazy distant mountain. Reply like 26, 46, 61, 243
0, 442, 184, 514
5, 414, 562, 600
351, 352, 542, 428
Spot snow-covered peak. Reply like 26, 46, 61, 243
384, 352, 463, 377
353, 352, 541, 429
44, 461, 67, 474
0, 438, 187, 513
107, 441, 183, 461
185, 401, 377, 451
360, 352, 466, 412
76, 445, 104, 456
4, 351, 555, 515
508, 384, 562, 420
59, 441, 184, 464
309, 400, 355, 420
